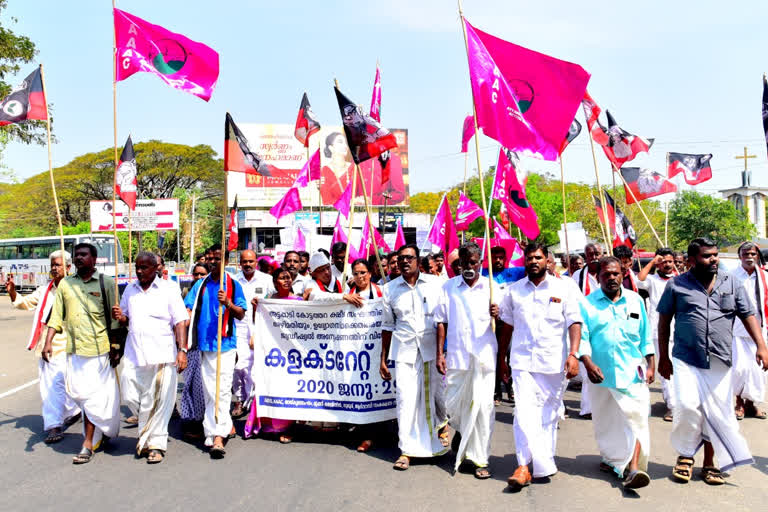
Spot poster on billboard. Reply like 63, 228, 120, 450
90, 199, 179, 232
227, 124, 409, 208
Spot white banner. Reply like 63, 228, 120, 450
253, 298, 396, 423
90, 199, 179, 232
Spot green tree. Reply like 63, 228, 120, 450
669, 190, 755, 249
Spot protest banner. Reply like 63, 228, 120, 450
252, 298, 396, 424
90, 199, 179, 232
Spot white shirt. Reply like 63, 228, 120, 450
499, 273, 583, 374
732, 266, 768, 339
331, 264, 345, 285
636, 272, 673, 340
381, 273, 442, 364
236, 270, 271, 342
120, 277, 188, 366
572, 267, 598, 296
433, 275, 500, 371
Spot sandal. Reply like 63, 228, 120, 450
701, 466, 725, 485
672, 456, 694, 482
357, 439, 373, 452
623, 469, 650, 489
210, 444, 226, 459
735, 406, 745, 420
45, 427, 64, 444
474, 466, 491, 480
438, 429, 450, 448
147, 449, 164, 464
393, 455, 410, 471
663, 409, 673, 422
279, 434, 293, 444
72, 447, 94, 465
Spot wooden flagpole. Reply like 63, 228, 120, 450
355, 164, 388, 282
111, 0, 119, 296
611, 162, 664, 246
594, 190, 610, 246
458, 0, 494, 305
306, 145, 313, 253
559, 158, 572, 274
664, 200, 669, 246
584, 112, 614, 252
128, 211, 132, 280
335, 80, 358, 285
38, 64, 65, 262
214, 153, 229, 423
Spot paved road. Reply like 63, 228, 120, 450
1, 300, 767, 512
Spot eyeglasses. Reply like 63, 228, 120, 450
397, 255, 417, 262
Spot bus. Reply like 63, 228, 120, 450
0, 234, 124, 292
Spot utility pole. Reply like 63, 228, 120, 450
189, 193, 197, 271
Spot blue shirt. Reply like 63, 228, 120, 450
482, 267, 525, 289
579, 288, 654, 390
186, 276, 247, 353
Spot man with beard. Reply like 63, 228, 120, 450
112, 252, 188, 464
434, 242, 500, 480
44, 243, 121, 464
231, 250, 271, 419
482, 246, 525, 290
579, 257, 654, 489
498, 243, 582, 489
658, 238, 768, 485
304, 252, 363, 307
730, 242, 768, 419
381, 244, 448, 471
637, 247, 678, 421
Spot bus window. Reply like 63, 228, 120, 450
20, 243, 34, 259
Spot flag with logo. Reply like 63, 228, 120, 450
603, 190, 636, 248
114, 8, 219, 101
115, 135, 138, 210
427, 194, 459, 255
585, 105, 653, 168
667, 152, 713, 186
334, 86, 397, 165
0, 66, 47, 125
455, 191, 485, 230
294, 93, 321, 147
620, 167, 677, 204
492, 149, 540, 239
225, 113, 284, 177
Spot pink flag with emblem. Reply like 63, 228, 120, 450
463, 18, 590, 161
460, 115, 474, 153
492, 218, 512, 240
492, 149, 540, 240
455, 191, 484, 230
427, 195, 459, 255
394, 219, 406, 251
292, 149, 321, 188
269, 187, 302, 221
114, 8, 220, 101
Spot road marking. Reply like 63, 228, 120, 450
0, 378, 39, 399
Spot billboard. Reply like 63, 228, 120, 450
227, 124, 409, 208
90, 199, 179, 232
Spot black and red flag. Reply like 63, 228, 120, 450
762, 74, 768, 159
559, 119, 582, 154
334, 86, 397, 165
115, 135, 137, 210
620, 167, 677, 204
592, 193, 608, 227
0, 66, 47, 126
224, 113, 283, 177
294, 92, 321, 147
603, 190, 636, 249
581, 92, 652, 168
227, 196, 239, 251
667, 152, 713, 186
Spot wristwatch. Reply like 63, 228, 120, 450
180, 347, 188, 354
568, 351, 579, 359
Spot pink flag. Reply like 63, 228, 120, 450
492, 149, 540, 240
295, 225, 307, 252
331, 213, 347, 245
460, 115, 474, 153
333, 182, 353, 218
358, 217, 390, 259
394, 219, 406, 251
427, 195, 460, 255
369, 64, 382, 122
269, 187, 302, 220
473, 237, 524, 268
492, 218, 513, 240
463, 18, 590, 161
455, 191, 484, 230
292, 149, 321, 188
114, 8, 220, 102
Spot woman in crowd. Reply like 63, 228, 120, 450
180, 263, 210, 439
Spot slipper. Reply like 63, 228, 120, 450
438, 430, 450, 448
663, 409, 673, 422
44, 428, 64, 445
210, 444, 226, 459
701, 466, 725, 485
279, 434, 293, 444
72, 447, 94, 465
357, 439, 373, 452
623, 470, 650, 489
753, 409, 768, 420
393, 455, 410, 471
474, 466, 491, 480
147, 449, 164, 464
735, 407, 745, 420
672, 456, 694, 483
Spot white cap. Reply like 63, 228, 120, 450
309, 252, 331, 273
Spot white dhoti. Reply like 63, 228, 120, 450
120, 361, 178, 453
232, 335, 254, 404
732, 336, 766, 403
394, 354, 448, 458
512, 370, 566, 477
671, 357, 753, 472
653, 337, 675, 409
591, 382, 650, 477
578, 362, 592, 416
39, 354, 79, 431
201, 349, 236, 446
66, 354, 120, 447
445, 358, 495, 471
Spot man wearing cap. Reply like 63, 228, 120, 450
304, 252, 363, 306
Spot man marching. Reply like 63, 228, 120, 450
44, 243, 121, 464
579, 256, 654, 490
434, 242, 500, 479
186, 244, 247, 458
658, 238, 768, 485
381, 243, 448, 471
111, 252, 188, 463
8, 250, 79, 444
497, 243, 582, 489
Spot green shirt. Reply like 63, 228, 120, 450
47, 271, 119, 357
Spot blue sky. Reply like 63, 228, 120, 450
4, 0, 768, 199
